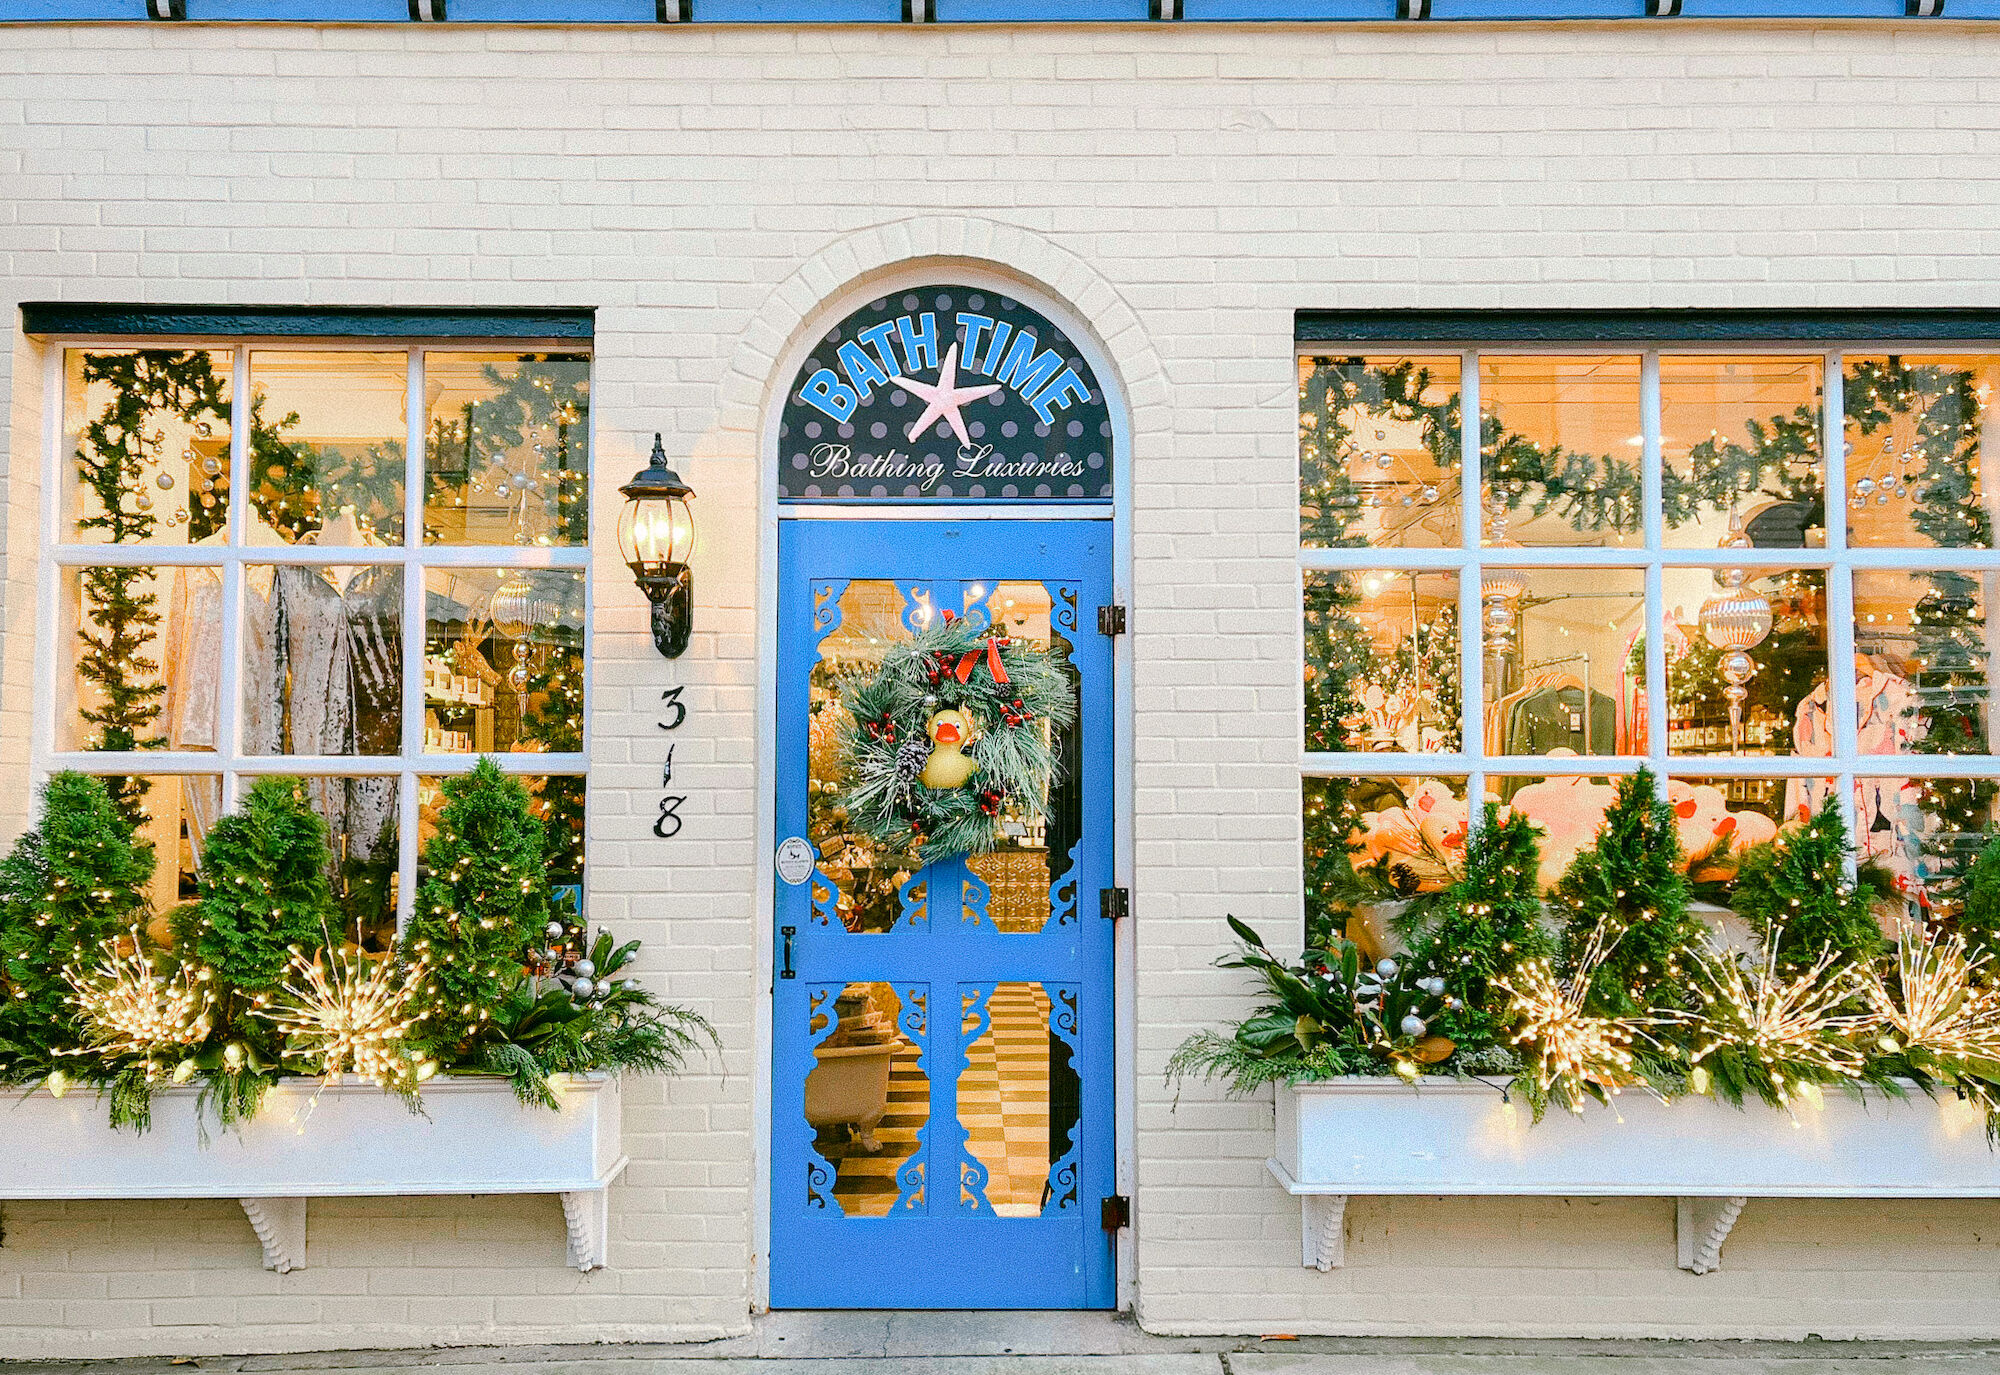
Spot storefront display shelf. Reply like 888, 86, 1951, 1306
1271, 1077, 2000, 1275
2, 1072, 624, 1273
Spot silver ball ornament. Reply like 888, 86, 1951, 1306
546, 921, 565, 939
1376, 958, 1399, 978
572, 959, 595, 979
1400, 1014, 1427, 1038
571, 977, 595, 999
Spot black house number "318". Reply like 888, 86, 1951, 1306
655, 686, 688, 838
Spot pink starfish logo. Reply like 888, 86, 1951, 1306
893, 344, 1001, 446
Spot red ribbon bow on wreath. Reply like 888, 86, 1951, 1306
954, 635, 1011, 686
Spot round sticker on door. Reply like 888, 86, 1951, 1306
775, 836, 816, 886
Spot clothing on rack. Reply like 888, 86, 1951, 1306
342, 565, 403, 877
162, 563, 282, 861
1785, 664, 1928, 900
1487, 658, 1617, 801
1507, 684, 1617, 759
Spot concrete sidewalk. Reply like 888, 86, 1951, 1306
11, 1314, 2000, 1375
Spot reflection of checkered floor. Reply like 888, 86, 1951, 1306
817, 984, 1058, 1220
960, 983, 1054, 1218
823, 1039, 927, 1217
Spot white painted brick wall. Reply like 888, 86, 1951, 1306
2, 18, 2000, 1355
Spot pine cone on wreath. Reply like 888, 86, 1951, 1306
893, 735, 929, 810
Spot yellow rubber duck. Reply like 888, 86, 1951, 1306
919, 708, 979, 789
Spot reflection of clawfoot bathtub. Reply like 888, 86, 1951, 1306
806, 1043, 896, 1152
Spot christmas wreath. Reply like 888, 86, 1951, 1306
838, 612, 1078, 864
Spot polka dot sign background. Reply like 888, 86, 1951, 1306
779, 286, 1113, 503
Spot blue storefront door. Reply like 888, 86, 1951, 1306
771, 518, 1115, 1309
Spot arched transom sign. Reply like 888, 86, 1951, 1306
781, 286, 1112, 503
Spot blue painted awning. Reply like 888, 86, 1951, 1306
0, 0, 1961, 19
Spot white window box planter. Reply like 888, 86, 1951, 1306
2, 1072, 625, 1272
1270, 1077, 2000, 1274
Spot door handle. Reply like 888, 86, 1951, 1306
780, 925, 796, 980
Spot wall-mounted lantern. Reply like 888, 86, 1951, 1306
617, 433, 696, 658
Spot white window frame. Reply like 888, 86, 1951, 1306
1297, 339, 2000, 858
33, 336, 593, 932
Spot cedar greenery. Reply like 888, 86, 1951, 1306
1408, 804, 1552, 1046
1958, 832, 2000, 959
1730, 800, 1884, 970
0, 773, 155, 1072
1165, 916, 1449, 1094
480, 927, 714, 1109
1176, 793, 2000, 1143
1553, 768, 1703, 1018
170, 776, 335, 993
402, 759, 549, 1054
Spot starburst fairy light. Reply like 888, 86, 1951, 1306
64, 927, 215, 1063
1863, 930, 2000, 1071
256, 950, 438, 1091
1662, 937, 1870, 1099
1494, 922, 1640, 1111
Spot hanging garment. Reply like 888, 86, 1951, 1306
1498, 683, 1617, 802
273, 565, 354, 754
162, 566, 281, 862
1784, 669, 1928, 898
273, 566, 356, 862
1486, 679, 1540, 755
342, 565, 402, 874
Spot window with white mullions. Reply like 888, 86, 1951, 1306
38, 340, 592, 947
1299, 340, 2000, 942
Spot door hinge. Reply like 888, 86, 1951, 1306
1101, 1194, 1131, 1233
1099, 886, 1129, 922
1097, 604, 1127, 636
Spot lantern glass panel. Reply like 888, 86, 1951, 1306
618, 492, 694, 573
